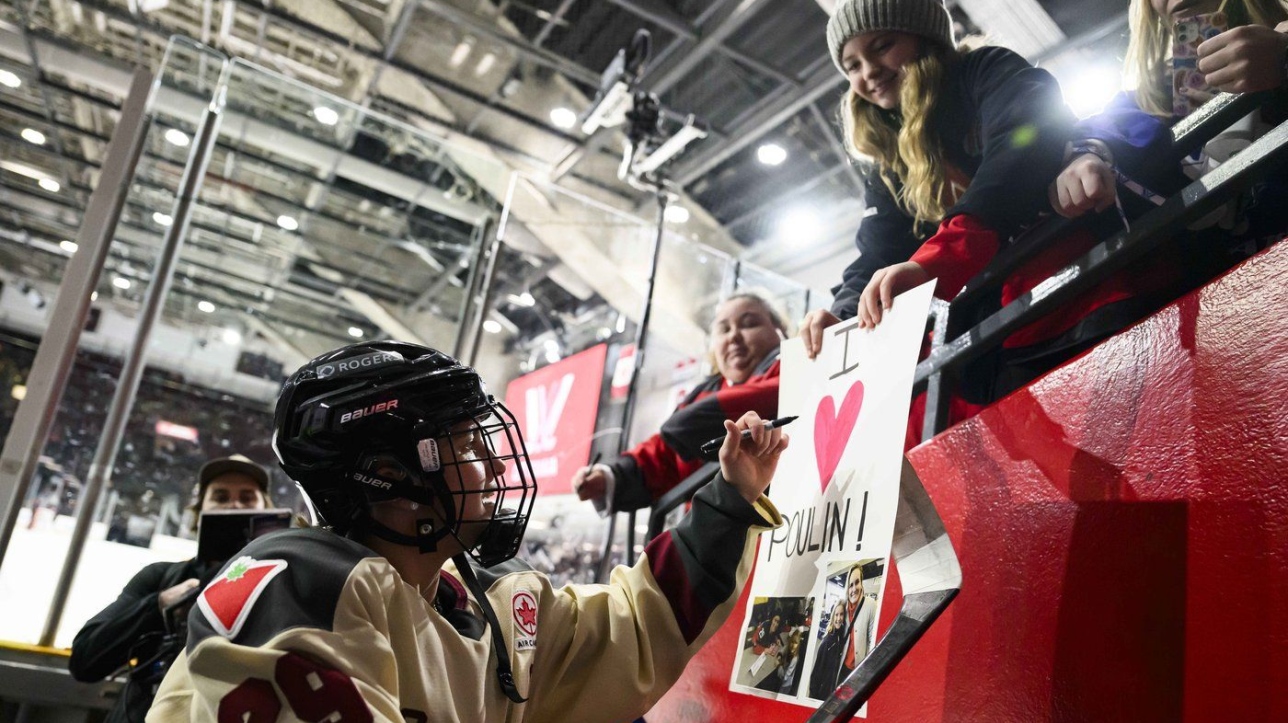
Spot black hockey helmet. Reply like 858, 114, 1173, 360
273, 340, 535, 566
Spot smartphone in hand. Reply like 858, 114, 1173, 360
1171, 11, 1229, 117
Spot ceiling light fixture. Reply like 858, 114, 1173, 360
313, 106, 339, 126
757, 143, 788, 166
164, 128, 190, 147
112, 277, 131, 290
348, 326, 364, 338
0, 70, 20, 88
197, 300, 216, 313
276, 215, 299, 231
59, 240, 78, 254
663, 205, 690, 224
482, 319, 502, 334
153, 212, 173, 227
38, 178, 60, 192
550, 107, 578, 130
474, 52, 497, 77
450, 38, 474, 68
21, 128, 45, 145
222, 328, 242, 345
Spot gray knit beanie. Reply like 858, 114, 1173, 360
826, 0, 955, 72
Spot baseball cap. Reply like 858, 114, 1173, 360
198, 454, 270, 492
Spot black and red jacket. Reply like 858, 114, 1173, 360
608, 348, 780, 512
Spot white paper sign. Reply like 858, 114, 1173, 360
728, 282, 935, 712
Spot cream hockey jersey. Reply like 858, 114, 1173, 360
147, 475, 781, 723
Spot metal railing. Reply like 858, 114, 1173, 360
918, 91, 1283, 439
639, 90, 1285, 720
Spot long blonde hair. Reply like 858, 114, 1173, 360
839, 41, 956, 226
1126, 0, 1288, 117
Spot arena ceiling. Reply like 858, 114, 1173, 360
0, 0, 1131, 373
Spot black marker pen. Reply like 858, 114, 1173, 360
699, 416, 798, 456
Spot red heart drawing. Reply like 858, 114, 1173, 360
814, 381, 865, 492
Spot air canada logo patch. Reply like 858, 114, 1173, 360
197, 555, 288, 638
512, 590, 538, 652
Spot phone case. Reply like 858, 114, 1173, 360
1172, 12, 1229, 117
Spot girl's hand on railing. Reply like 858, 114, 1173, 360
1049, 153, 1116, 219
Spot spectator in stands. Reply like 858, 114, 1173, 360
799, 0, 1074, 352
809, 563, 876, 701
796, 0, 1073, 433
571, 291, 786, 512
69, 455, 272, 723
986, 0, 1288, 396
1055, 0, 1288, 234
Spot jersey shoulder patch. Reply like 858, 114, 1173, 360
188, 528, 378, 650
198, 556, 288, 638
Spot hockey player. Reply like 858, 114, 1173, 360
147, 341, 785, 723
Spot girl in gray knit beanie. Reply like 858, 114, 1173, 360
826, 0, 961, 234
800, 0, 1076, 376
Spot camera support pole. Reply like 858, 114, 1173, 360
595, 188, 668, 582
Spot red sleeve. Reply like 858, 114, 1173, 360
909, 214, 1000, 300
624, 358, 781, 502
623, 433, 708, 502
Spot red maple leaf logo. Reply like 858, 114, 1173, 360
513, 591, 538, 636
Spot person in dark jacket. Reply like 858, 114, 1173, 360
67, 454, 272, 723
571, 291, 786, 513
951, 0, 1288, 398
799, 0, 1075, 356
808, 563, 876, 701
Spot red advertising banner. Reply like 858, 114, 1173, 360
504, 343, 608, 496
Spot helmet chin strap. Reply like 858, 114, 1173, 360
452, 552, 527, 704
355, 513, 453, 553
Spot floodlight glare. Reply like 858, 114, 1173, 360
663, 205, 690, 224
1063, 65, 1122, 118
757, 143, 788, 166
313, 106, 340, 126
777, 207, 822, 246
550, 107, 578, 130
450, 38, 474, 68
